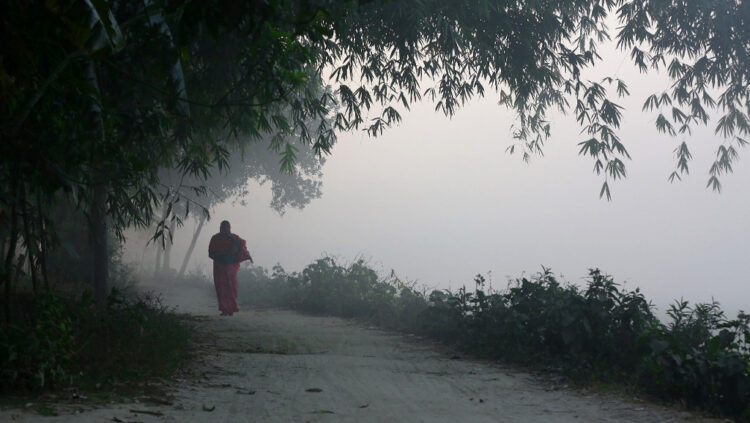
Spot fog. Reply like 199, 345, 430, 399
127, 43, 750, 318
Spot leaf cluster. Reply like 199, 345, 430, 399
0, 288, 190, 392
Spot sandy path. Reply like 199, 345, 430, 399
1, 286, 722, 423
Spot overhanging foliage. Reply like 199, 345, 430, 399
2, 0, 749, 305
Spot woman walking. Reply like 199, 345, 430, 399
208, 220, 253, 315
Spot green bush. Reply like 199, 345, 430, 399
73, 289, 191, 383
451, 270, 658, 373
238, 256, 750, 421
0, 295, 74, 391
238, 257, 429, 330
237, 265, 295, 307
0, 288, 191, 393
640, 302, 750, 417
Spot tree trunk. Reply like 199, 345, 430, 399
154, 243, 163, 277
153, 201, 170, 278
90, 183, 108, 305
0, 237, 5, 273
179, 214, 206, 276
84, 59, 108, 306
20, 185, 38, 294
162, 218, 176, 273
36, 194, 49, 292
13, 253, 26, 288
3, 178, 19, 323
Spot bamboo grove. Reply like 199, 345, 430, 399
2, 0, 750, 319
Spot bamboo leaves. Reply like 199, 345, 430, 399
619, 0, 750, 191
82, 0, 124, 54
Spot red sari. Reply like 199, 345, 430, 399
208, 232, 252, 314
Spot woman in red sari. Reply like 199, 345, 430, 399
208, 220, 252, 316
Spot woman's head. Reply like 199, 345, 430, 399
220, 220, 231, 234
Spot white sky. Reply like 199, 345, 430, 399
129, 38, 750, 317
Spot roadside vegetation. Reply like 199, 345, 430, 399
0, 207, 192, 399
0, 277, 191, 397
238, 257, 750, 421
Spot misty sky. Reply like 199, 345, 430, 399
128, 40, 750, 317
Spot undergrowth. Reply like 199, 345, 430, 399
238, 257, 750, 421
73, 289, 191, 386
0, 289, 191, 394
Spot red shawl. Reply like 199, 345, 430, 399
208, 233, 253, 264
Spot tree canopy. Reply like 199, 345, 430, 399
2, 0, 749, 304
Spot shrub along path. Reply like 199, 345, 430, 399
0, 284, 722, 423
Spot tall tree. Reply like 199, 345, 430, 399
2, 0, 749, 310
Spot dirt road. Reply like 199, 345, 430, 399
1, 286, 721, 423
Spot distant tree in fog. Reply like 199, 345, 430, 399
156, 137, 326, 276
